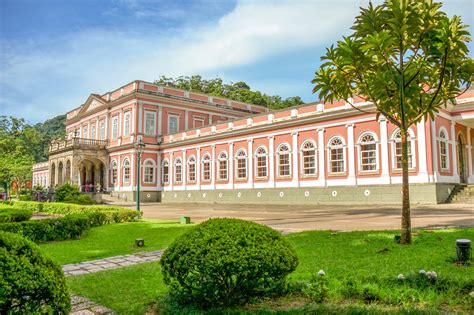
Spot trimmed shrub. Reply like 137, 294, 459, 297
161, 218, 299, 308
64, 194, 95, 205
0, 206, 32, 223
0, 231, 70, 313
55, 182, 81, 202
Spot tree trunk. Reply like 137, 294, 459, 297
400, 129, 412, 244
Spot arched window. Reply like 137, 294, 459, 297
358, 133, 378, 172
110, 160, 117, 185
439, 129, 449, 170
123, 159, 131, 184
218, 152, 228, 180
329, 137, 345, 174
174, 158, 182, 183
255, 146, 268, 178
392, 129, 414, 169
277, 143, 291, 177
187, 156, 196, 182
301, 140, 316, 176
235, 150, 247, 179
202, 154, 211, 181
144, 160, 155, 183
162, 159, 169, 184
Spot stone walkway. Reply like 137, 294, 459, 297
71, 295, 116, 315
62, 250, 163, 276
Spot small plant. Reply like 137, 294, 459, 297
55, 182, 81, 202
302, 271, 329, 303
160, 218, 299, 308
0, 231, 71, 313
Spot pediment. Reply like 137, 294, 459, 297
77, 94, 107, 116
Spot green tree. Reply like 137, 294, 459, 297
312, 0, 473, 244
155, 75, 304, 109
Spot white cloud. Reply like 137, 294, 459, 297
0, 0, 472, 122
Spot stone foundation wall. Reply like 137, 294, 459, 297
110, 190, 161, 202
161, 183, 456, 205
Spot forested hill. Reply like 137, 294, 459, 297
155, 75, 304, 109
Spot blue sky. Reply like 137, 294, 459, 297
0, 0, 472, 123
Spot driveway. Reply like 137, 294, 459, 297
126, 202, 474, 233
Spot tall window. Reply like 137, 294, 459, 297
218, 152, 228, 180
202, 154, 211, 181
100, 121, 105, 140
123, 159, 130, 184
235, 150, 247, 179
168, 115, 179, 134
301, 140, 316, 176
255, 146, 268, 178
110, 160, 117, 185
91, 125, 96, 140
439, 130, 449, 170
393, 130, 413, 169
124, 112, 131, 136
162, 160, 169, 184
112, 117, 118, 140
329, 137, 345, 173
145, 112, 156, 136
188, 156, 196, 182
174, 158, 182, 182
277, 144, 291, 177
82, 126, 88, 138
144, 160, 155, 183
359, 133, 378, 172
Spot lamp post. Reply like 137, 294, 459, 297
134, 138, 145, 211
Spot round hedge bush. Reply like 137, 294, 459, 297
160, 218, 299, 307
0, 231, 71, 313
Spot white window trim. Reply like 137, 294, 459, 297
110, 160, 118, 185
357, 132, 379, 173
144, 111, 157, 136
111, 117, 119, 140
327, 136, 346, 175
254, 146, 268, 179
438, 127, 450, 171
235, 149, 247, 180
174, 157, 182, 183
123, 111, 131, 136
143, 158, 156, 184
276, 143, 292, 178
300, 139, 317, 177
99, 121, 106, 140
187, 155, 197, 182
162, 159, 170, 184
201, 154, 211, 181
122, 158, 131, 185
390, 128, 416, 171
218, 151, 229, 181
168, 114, 180, 135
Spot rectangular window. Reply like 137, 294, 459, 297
124, 112, 131, 136
193, 117, 205, 128
256, 156, 267, 177
144, 166, 154, 183
91, 125, 96, 140
82, 126, 88, 139
440, 141, 448, 170
145, 112, 156, 136
302, 150, 316, 175
203, 161, 210, 180
360, 143, 377, 171
168, 115, 179, 134
236, 158, 246, 179
278, 154, 290, 176
188, 164, 196, 182
330, 148, 345, 173
395, 142, 412, 169
163, 165, 169, 183
219, 160, 228, 180
175, 164, 182, 182
99, 121, 105, 140
112, 117, 118, 140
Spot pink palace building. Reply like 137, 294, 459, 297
32, 80, 474, 205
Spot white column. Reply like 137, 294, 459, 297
346, 124, 356, 185
184, 110, 189, 130
430, 118, 439, 182
229, 143, 234, 189
416, 117, 429, 182
467, 127, 473, 182
156, 152, 161, 190
182, 150, 187, 191
131, 151, 136, 190
248, 139, 254, 187
138, 103, 143, 134
318, 128, 326, 186
451, 121, 459, 180
196, 148, 201, 189
292, 131, 299, 186
169, 152, 174, 191
158, 106, 163, 135
208, 114, 213, 125
105, 113, 109, 140
211, 145, 216, 189
268, 136, 275, 187
379, 118, 391, 184
117, 158, 121, 192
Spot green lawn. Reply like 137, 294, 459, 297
57, 226, 474, 314
40, 220, 193, 264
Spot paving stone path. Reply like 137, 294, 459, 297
62, 250, 163, 276
70, 295, 116, 315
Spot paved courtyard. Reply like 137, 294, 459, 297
130, 202, 474, 233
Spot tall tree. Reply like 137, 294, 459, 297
312, 0, 473, 244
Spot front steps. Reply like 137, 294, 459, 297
448, 184, 474, 204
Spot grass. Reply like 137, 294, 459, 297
39, 220, 193, 264
57, 225, 474, 314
